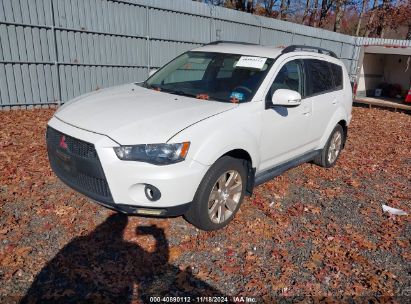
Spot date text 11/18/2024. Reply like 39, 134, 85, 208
149, 296, 258, 303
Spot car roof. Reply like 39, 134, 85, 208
192, 42, 283, 59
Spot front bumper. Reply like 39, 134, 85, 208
47, 117, 209, 215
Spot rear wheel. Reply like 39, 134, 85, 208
184, 156, 247, 231
314, 124, 344, 168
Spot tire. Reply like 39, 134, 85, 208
313, 124, 344, 168
184, 156, 247, 231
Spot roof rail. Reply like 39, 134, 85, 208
206, 40, 258, 46
281, 45, 338, 58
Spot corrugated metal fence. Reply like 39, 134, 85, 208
0, 0, 410, 108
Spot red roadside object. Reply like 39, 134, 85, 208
405, 86, 411, 103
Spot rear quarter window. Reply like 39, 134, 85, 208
305, 59, 334, 96
330, 63, 343, 90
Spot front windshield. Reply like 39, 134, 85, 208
143, 51, 274, 103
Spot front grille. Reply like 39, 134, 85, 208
46, 127, 97, 159
46, 127, 113, 203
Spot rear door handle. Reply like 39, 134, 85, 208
332, 98, 339, 105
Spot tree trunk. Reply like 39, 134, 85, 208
407, 24, 411, 40
232, 0, 245, 11
302, 0, 311, 24
263, 0, 275, 17
246, 0, 254, 13
379, 0, 391, 38
309, 0, 319, 26
355, 0, 367, 36
278, 0, 288, 20
333, 0, 344, 32
319, 0, 329, 27
365, 0, 378, 37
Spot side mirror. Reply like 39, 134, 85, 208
148, 69, 158, 77
271, 89, 302, 107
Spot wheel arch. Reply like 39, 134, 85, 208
222, 148, 252, 164
194, 146, 257, 197
220, 148, 256, 197
319, 109, 348, 149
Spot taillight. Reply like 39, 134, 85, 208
353, 81, 358, 96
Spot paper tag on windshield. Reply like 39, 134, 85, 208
235, 56, 267, 70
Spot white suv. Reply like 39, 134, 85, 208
47, 42, 352, 231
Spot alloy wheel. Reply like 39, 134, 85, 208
207, 170, 243, 224
327, 131, 342, 164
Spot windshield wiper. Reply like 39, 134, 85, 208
141, 83, 195, 98
207, 96, 230, 103
160, 88, 197, 98
142, 83, 157, 90
142, 84, 234, 103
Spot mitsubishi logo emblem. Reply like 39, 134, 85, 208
59, 136, 68, 149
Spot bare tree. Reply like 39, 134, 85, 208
365, 0, 378, 37
302, 0, 311, 24
261, 0, 278, 17
404, 2, 411, 40
309, 0, 319, 26
333, 0, 344, 32
230, 0, 245, 11
379, 0, 391, 38
367, 0, 391, 37
319, 0, 334, 27
355, 0, 368, 36
246, 0, 254, 13
194, 0, 408, 39
278, 0, 290, 20
407, 24, 411, 40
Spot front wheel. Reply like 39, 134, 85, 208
184, 156, 247, 231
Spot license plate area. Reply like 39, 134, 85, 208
55, 149, 77, 176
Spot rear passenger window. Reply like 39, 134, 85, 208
305, 59, 333, 95
330, 63, 343, 90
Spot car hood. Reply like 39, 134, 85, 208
55, 84, 237, 144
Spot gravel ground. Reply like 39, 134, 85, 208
0, 107, 410, 303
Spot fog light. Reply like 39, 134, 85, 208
135, 208, 166, 216
144, 184, 161, 201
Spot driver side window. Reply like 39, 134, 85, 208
268, 60, 304, 97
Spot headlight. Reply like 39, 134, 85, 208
113, 142, 190, 165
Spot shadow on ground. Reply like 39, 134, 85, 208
21, 214, 224, 303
